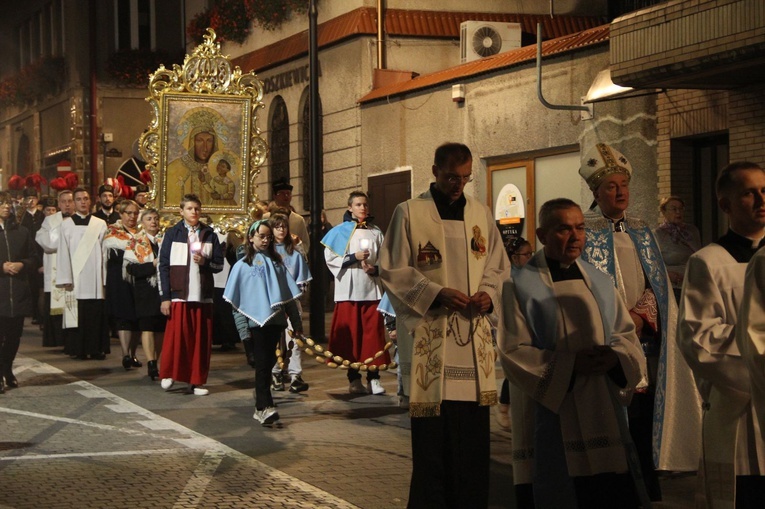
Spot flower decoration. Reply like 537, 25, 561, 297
0, 57, 66, 108
187, 0, 312, 45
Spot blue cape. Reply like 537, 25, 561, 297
223, 252, 302, 327
275, 244, 312, 286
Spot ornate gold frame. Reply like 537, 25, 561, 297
139, 29, 267, 234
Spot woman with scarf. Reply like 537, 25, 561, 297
103, 199, 141, 370
124, 208, 165, 380
653, 196, 701, 301
224, 219, 303, 426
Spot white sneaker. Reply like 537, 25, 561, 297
161, 378, 174, 390
349, 379, 366, 394
253, 407, 280, 426
193, 386, 209, 396
367, 379, 386, 395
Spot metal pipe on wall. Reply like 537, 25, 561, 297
377, 0, 385, 69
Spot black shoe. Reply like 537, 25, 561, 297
289, 375, 309, 393
0, 378, 5, 394
4, 373, 18, 389
131, 357, 142, 368
92, 353, 106, 360
147, 360, 159, 381
271, 372, 285, 392
122, 355, 132, 370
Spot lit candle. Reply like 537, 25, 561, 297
191, 241, 202, 254
359, 239, 370, 251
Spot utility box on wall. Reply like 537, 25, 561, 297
460, 22, 521, 63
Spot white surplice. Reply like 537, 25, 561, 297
679, 244, 765, 508
56, 215, 107, 299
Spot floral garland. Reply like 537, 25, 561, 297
0, 57, 66, 108
188, 0, 312, 45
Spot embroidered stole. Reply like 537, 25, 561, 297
64, 217, 103, 328
582, 210, 691, 471
404, 195, 497, 417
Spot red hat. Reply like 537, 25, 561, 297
8, 175, 25, 190
50, 171, 79, 192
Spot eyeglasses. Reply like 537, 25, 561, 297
253, 234, 273, 241
445, 175, 473, 185
123, 211, 139, 216
513, 252, 533, 258
272, 225, 286, 230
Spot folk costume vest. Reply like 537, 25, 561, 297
395, 192, 497, 417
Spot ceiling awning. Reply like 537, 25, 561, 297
584, 68, 661, 104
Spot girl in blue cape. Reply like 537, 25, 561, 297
269, 213, 312, 393
223, 219, 303, 426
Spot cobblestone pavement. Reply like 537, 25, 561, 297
0, 320, 695, 508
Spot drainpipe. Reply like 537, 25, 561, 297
89, 0, 99, 196
377, 0, 385, 69
536, 23, 591, 115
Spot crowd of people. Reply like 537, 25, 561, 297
1, 141, 764, 509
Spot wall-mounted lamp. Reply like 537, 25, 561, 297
452, 84, 465, 104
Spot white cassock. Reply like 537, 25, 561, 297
679, 243, 765, 508
736, 248, 765, 445
56, 214, 107, 300
36, 212, 64, 293
325, 226, 384, 302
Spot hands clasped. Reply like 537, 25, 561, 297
573, 345, 619, 375
437, 288, 492, 315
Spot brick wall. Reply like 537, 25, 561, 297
656, 88, 728, 201
728, 87, 765, 165
610, 0, 765, 88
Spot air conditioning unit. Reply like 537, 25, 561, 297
460, 21, 522, 63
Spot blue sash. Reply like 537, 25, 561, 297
321, 221, 357, 257
582, 213, 672, 467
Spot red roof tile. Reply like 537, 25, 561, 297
231, 8, 607, 73
357, 24, 610, 104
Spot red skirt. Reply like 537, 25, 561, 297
328, 301, 390, 365
160, 302, 213, 385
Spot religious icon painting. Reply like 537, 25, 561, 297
139, 29, 268, 224
470, 225, 487, 260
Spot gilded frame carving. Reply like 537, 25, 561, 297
139, 29, 267, 232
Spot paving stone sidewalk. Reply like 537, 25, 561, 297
1, 320, 695, 508
0, 355, 360, 509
